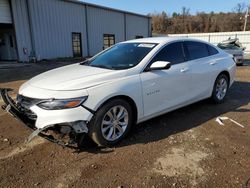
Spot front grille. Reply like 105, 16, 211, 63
16, 95, 42, 120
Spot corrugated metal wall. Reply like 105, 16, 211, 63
11, 0, 151, 61
11, 0, 32, 62
126, 14, 149, 40
86, 6, 125, 56
28, 0, 88, 60
0, 0, 12, 23
168, 31, 250, 53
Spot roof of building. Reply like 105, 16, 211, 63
65, 0, 151, 19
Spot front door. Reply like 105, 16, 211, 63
140, 42, 192, 117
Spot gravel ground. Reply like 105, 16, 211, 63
0, 61, 249, 188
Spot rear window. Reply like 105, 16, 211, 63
207, 45, 219, 55
185, 41, 209, 61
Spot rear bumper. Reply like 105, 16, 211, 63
0, 88, 92, 148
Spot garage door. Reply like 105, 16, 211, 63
0, 0, 12, 23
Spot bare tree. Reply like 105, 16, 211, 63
150, 3, 250, 34
233, 3, 246, 13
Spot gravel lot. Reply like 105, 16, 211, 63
0, 61, 249, 188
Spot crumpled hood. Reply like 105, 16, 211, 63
25, 64, 126, 90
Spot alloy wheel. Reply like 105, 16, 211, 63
215, 77, 228, 100
101, 105, 129, 141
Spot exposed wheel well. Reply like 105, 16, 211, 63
98, 95, 138, 124
218, 71, 230, 85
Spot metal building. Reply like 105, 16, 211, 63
0, 0, 151, 62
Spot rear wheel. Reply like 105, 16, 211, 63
211, 74, 229, 103
88, 99, 133, 147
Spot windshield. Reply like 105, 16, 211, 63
84, 43, 157, 70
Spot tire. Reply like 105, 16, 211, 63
88, 99, 133, 147
211, 74, 229, 103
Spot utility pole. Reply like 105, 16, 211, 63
243, 7, 249, 31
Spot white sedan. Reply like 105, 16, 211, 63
0, 37, 236, 147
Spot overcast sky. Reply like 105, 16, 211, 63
80, 0, 250, 16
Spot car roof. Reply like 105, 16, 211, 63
124, 37, 210, 45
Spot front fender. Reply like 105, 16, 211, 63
84, 75, 143, 122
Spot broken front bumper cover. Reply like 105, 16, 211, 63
0, 88, 89, 148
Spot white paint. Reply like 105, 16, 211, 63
216, 117, 245, 128
17, 38, 236, 131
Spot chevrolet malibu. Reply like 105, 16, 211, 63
0, 37, 236, 147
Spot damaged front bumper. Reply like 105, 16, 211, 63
0, 88, 93, 148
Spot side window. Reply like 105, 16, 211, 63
185, 41, 209, 61
151, 42, 185, 65
207, 44, 219, 56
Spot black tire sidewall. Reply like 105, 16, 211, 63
88, 99, 133, 147
211, 74, 229, 103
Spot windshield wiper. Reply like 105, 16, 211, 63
80, 59, 89, 65
90, 65, 113, 70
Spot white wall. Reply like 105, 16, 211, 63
167, 31, 250, 53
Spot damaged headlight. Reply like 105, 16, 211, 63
37, 96, 88, 110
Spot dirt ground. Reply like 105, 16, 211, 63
0, 61, 249, 188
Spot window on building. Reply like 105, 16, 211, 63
135, 36, 143, 39
103, 34, 115, 50
72, 33, 82, 57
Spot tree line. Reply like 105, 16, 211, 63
149, 3, 250, 34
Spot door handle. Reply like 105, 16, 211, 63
180, 67, 189, 73
210, 62, 218, 65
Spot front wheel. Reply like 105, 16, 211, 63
211, 74, 229, 103
88, 99, 133, 147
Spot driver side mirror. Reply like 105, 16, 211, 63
149, 61, 171, 71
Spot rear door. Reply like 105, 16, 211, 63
184, 41, 219, 99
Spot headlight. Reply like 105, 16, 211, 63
37, 96, 88, 110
